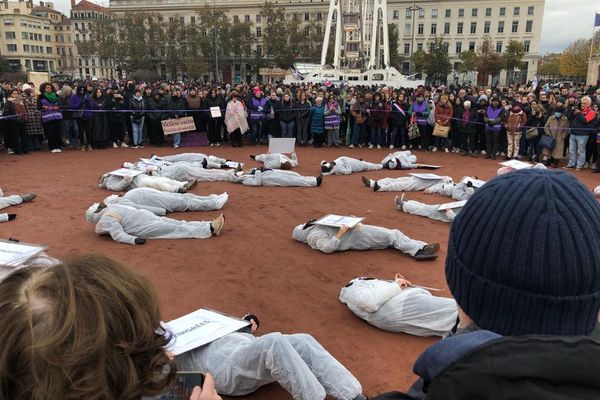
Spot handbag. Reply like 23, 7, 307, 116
539, 134, 556, 150
433, 123, 450, 138
525, 127, 539, 140
408, 123, 420, 140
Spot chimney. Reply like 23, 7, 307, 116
39, 1, 44, 6
46, 1, 53, 7
71, 0, 76, 8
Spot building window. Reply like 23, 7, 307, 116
404, 43, 410, 54
256, 44, 262, 55
7, 44, 17, 52
417, 23, 424, 35
3, 18, 14, 26
528, 6, 534, 15
469, 41, 475, 51
513, 7, 520, 16
418, 9, 424, 19
525, 20, 533, 33
404, 23, 411, 35
417, 42, 423, 51
496, 41, 503, 52
23, 44, 30, 52
304, 13, 309, 21
470, 22, 477, 34
256, 15, 261, 23
393, 10, 399, 19
485, 8, 492, 17
406, 8, 412, 19
5, 31, 15, 39
445, 9, 451, 18
455, 41, 462, 53
458, 9, 464, 18
512, 21, 518, 33
256, 27, 261, 38
317, 12, 322, 21
444, 22, 450, 34
457, 22, 463, 34
498, 21, 504, 33
430, 23, 437, 35
191, 16, 195, 24
180, 16, 185, 23
443, 42, 449, 53
431, 9, 438, 18
524, 40, 530, 52
499, 7, 506, 16
483, 21, 490, 33
244, 15, 250, 22
471, 8, 478, 17
45, 34, 51, 41
78, 58, 82, 66
22, 32, 28, 39
46, 47, 52, 54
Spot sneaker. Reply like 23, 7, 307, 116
57, 149, 62, 153
432, 147, 438, 153
7, 148, 14, 155
394, 194, 405, 210
401, 145, 407, 150
444, 148, 449, 153
211, 214, 225, 236
138, 145, 144, 149
376, 145, 381, 149
316, 174, 323, 187
481, 150, 486, 155
563, 165, 575, 169
88, 145, 93, 151
358, 144, 363, 148
348, 144, 354, 149
368, 144, 374, 149
174, 145, 180, 149
121, 142, 129, 148
389, 145, 394, 149
209, 143, 215, 147
20, 193, 36, 202
361, 176, 371, 188
184, 180, 198, 191
131, 145, 139, 149
418, 145, 422, 150
113, 142, 118, 148
215, 143, 221, 147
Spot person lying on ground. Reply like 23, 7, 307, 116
496, 162, 547, 175
0, 188, 36, 223
85, 203, 224, 244
232, 168, 323, 187
99, 170, 195, 193
339, 273, 458, 337
422, 178, 477, 200
362, 174, 453, 193
150, 153, 242, 170
394, 194, 460, 223
102, 188, 228, 216
176, 314, 368, 400
321, 156, 383, 175
380, 151, 417, 170
250, 152, 298, 170
0, 254, 221, 400
372, 169, 600, 400
292, 220, 439, 260
152, 162, 239, 183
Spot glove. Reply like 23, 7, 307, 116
134, 238, 146, 245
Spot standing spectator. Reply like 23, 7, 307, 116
2, 89, 28, 155
276, 92, 296, 139
388, 92, 408, 150
505, 102, 527, 160
70, 85, 92, 151
350, 94, 368, 148
21, 84, 44, 151
296, 92, 311, 147
408, 92, 430, 150
58, 86, 78, 149
525, 100, 545, 162
123, 80, 136, 145
37, 82, 63, 153
543, 106, 569, 167
341, 92, 355, 146
129, 89, 146, 149
367, 92, 388, 149
146, 90, 167, 147
565, 96, 596, 171
451, 95, 463, 152
264, 91, 280, 139
89, 88, 109, 149
460, 100, 478, 157
224, 91, 248, 147
433, 95, 453, 153
483, 96, 505, 160
247, 87, 267, 146
185, 87, 203, 139
324, 93, 342, 148
205, 88, 224, 147
168, 88, 187, 149
106, 91, 128, 148
310, 97, 325, 148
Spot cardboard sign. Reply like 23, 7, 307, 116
437, 200, 467, 211
409, 173, 444, 180
499, 160, 533, 170
109, 168, 145, 178
161, 117, 197, 136
414, 164, 442, 169
0, 239, 47, 267
314, 214, 364, 228
461, 177, 486, 188
164, 308, 249, 356
209, 106, 222, 118
268, 138, 296, 154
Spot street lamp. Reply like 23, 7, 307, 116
408, 0, 423, 76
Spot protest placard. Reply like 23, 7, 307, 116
161, 117, 197, 136
461, 177, 486, 188
437, 200, 468, 211
409, 173, 444, 180
268, 138, 296, 154
109, 168, 145, 178
209, 107, 222, 118
314, 214, 364, 228
0, 240, 47, 267
164, 308, 250, 355
499, 159, 533, 170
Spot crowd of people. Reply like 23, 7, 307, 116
1, 78, 600, 170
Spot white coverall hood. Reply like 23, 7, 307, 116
86, 203, 102, 223
103, 194, 121, 205
292, 224, 313, 242
387, 158, 399, 169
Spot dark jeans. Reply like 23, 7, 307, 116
297, 118, 309, 144
43, 119, 62, 150
230, 128, 242, 147
351, 123, 366, 145
461, 128, 477, 153
250, 121, 262, 144
148, 118, 164, 146
313, 132, 325, 147
110, 120, 125, 144
76, 118, 92, 146
6, 121, 28, 154
207, 117, 222, 144
485, 129, 501, 156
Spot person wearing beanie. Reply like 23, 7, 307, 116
483, 96, 505, 160
542, 105, 569, 167
459, 100, 478, 157
372, 169, 600, 400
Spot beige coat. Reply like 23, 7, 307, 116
225, 99, 249, 134
543, 116, 569, 159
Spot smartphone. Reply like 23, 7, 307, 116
158, 372, 205, 400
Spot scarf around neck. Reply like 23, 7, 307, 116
43, 91, 57, 103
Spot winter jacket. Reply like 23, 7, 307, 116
274, 99, 296, 123
310, 104, 325, 134
296, 100, 311, 120
505, 111, 527, 133
146, 93, 167, 121
368, 100, 389, 129
168, 95, 187, 119
129, 96, 145, 122
105, 96, 126, 123
569, 106, 597, 136
434, 103, 453, 127
37, 95, 62, 123
408, 101, 429, 126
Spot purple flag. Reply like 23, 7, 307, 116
595, 12, 600, 27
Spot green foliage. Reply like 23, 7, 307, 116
474, 37, 505, 82
537, 53, 561, 78
559, 38, 593, 78
388, 23, 402, 69
457, 50, 477, 74
411, 37, 451, 83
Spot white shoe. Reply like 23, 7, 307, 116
121, 142, 129, 148
215, 143, 221, 147
368, 144, 374, 149
377, 145, 381, 149
56, 149, 62, 153
174, 145, 180, 149
348, 144, 354, 149
432, 147, 438, 152
112, 142, 118, 148
445, 148, 449, 153
481, 150, 486, 155
389, 145, 394, 149
7, 148, 14, 155
401, 145, 407, 150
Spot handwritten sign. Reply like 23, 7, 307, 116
209, 107, 222, 118
109, 168, 145, 178
437, 200, 467, 211
268, 138, 296, 154
315, 214, 364, 228
0, 240, 47, 267
161, 117, 197, 136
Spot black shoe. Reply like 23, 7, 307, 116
202, 158, 208, 168
414, 243, 440, 261
593, 168, 600, 173
373, 181, 380, 192
250, 155, 256, 159
7, 214, 16, 221
316, 174, 323, 187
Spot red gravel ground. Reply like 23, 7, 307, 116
2, 145, 598, 399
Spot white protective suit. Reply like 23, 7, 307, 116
339, 278, 458, 337
98, 173, 188, 193
176, 332, 363, 400
423, 179, 475, 201
374, 176, 453, 192
86, 204, 213, 244
104, 188, 228, 216
595, 186, 600, 197
322, 156, 383, 175
292, 223, 427, 256
0, 187, 23, 210
254, 152, 298, 169
380, 151, 417, 170
400, 199, 459, 223
155, 162, 237, 182
152, 153, 227, 169
234, 169, 319, 187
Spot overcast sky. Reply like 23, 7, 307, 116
51, 0, 599, 54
